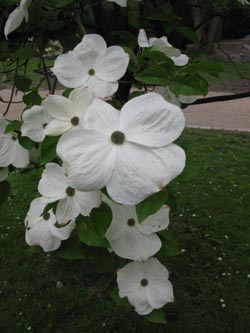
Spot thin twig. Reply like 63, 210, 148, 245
3, 59, 19, 116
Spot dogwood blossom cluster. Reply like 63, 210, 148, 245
1, 32, 188, 317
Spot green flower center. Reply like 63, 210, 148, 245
43, 212, 50, 220
12, 136, 17, 141
42, 123, 47, 128
140, 278, 148, 287
66, 186, 75, 196
71, 116, 79, 126
127, 218, 135, 227
111, 131, 125, 145
88, 69, 95, 76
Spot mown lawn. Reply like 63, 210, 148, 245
0, 128, 250, 333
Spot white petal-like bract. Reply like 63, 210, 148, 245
25, 197, 76, 252
57, 93, 185, 205
117, 258, 174, 315
104, 196, 169, 260
53, 34, 129, 98
21, 105, 52, 142
38, 163, 101, 223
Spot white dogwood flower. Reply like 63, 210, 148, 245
138, 29, 189, 66
57, 92, 185, 205
238, 0, 249, 5
4, 0, 30, 38
53, 34, 129, 98
107, 0, 127, 6
43, 87, 93, 136
0, 114, 29, 168
38, 163, 101, 224
104, 195, 170, 260
0, 167, 8, 181
117, 258, 174, 315
21, 105, 52, 142
25, 197, 75, 252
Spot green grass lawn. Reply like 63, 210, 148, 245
0, 129, 250, 333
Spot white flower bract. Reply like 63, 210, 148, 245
43, 87, 93, 136
117, 258, 174, 315
25, 197, 76, 252
4, 0, 30, 38
0, 114, 29, 168
138, 29, 189, 66
38, 163, 101, 224
52, 34, 129, 98
104, 195, 170, 260
57, 92, 185, 205
21, 105, 52, 142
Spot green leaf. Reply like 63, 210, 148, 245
56, 238, 85, 260
145, 309, 167, 324
158, 230, 181, 257
141, 49, 175, 62
128, 91, 144, 100
135, 65, 170, 85
44, 0, 75, 7
136, 190, 168, 223
77, 216, 110, 248
15, 48, 37, 60
18, 136, 35, 150
15, 75, 32, 92
0, 181, 10, 207
23, 91, 42, 106
111, 287, 131, 309
170, 74, 208, 96
122, 46, 138, 71
176, 26, 199, 44
5, 120, 21, 133
90, 202, 112, 237
183, 60, 224, 78
62, 88, 73, 98
40, 136, 59, 165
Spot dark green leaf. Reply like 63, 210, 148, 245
23, 91, 42, 106
90, 202, 112, 237
158, 230, 181, 257
183, 60, 224, 78
176, 26, 199, 44
18, 136, 35, 150
40, 136, 59, 165
135, 65, 170, 85
15, 75, 32, 92
111, 287, 131, 309
62, 88, 73, 98
0, 181, 10, 207
44, 0, 75, 8
77, 216, 110, 248
128, 91, 144, 100
56, 238, 85, 260
136, 190, 168, 223
145, 309, 167, 324
5, 120, 21, 133
15, 48, 37, 60
170, 74, 208, 96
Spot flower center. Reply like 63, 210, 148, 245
111, 131, 125, 145
43, 212, 50, 220
71, 116, 79, 126
42, 123, 47, 128
12, 136, 17, 141
127, 218, 135, 227
66, 186, 75, 196
88, 69, 95, 76
140, 278, 148, 287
